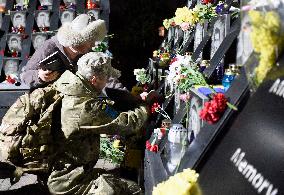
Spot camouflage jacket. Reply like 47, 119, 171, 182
52, 70, 148, 166
0, 85, 63, 172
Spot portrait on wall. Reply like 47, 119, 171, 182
86, 9, 100, 20
60, 10, 75, 25
11, 11, 26, 28
63, 0, 76, 5
174, 27, 183, 46
35, 10, 50, 28
32, 33, 47, 50
194, 23, 204, 51
167, 27, 175, 42
236, 12, 254, 66
188, 88, 209, 137
182, 29, 191, 47
210, 15, 230, 59
3, 58, 19, 76
7, 34, 22, 52
187, 0, 194, 8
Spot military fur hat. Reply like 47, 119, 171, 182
57, 14, 107, 47
77, 52, 121, 79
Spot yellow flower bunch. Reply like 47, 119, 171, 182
174, 6, 199, 26
152, 168, 199, 195
249, 10, 284, 85
163, 18, 172, 30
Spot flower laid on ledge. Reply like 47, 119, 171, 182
146, 139, 158, 153
167, 54, 208, 93
199, 93, 228, 124
152, 168, 199, 195
133, 68, 150, 85
151, 102, 171, 120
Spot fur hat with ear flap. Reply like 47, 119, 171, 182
57, 14, 107, 47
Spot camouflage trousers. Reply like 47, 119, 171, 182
47, 163, 142, 195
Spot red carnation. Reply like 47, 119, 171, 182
199, 93, 228, 124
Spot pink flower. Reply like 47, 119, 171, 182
180, 22, 190, 31
180, 93, 190, 102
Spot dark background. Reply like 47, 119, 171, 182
108, 0, 187, 89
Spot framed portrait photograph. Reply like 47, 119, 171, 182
173, 27, 183, 46
194, 23, 204, 52
188, 88, 209, 138
2, 58, 19, 76
236, 12, 254, 66
210, 15, 230, 59
32, 33, 48, 50
86, 9, 100, 20
167, 27, 175, 42
11, 11, 26, 28
60, 9, 75, 25
7, 34, 22, 52
181, 29, 191, 47
35, 10, 50, 28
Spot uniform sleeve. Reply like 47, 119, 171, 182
20, 38, 57, 88
79, 100, 148, 136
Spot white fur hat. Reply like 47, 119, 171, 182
77, 52, 121, 79
57, 14, 107, 47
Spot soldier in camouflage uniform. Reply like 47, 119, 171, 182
0, 52, 148, 194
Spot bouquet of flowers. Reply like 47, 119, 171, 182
133, 68, 150, 85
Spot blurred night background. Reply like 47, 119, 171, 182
108, 0, 187, 89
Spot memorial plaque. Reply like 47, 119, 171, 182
60, 9, 75, 25
2, 57, 19, 76
35, 10, 50, 29
188, 88, 209, 137
197, 62, 284, 194
210, 15, 230, 59
31, 33, 48, 50
7, 34, 23, 52
236, 12, 254, 66
167, 27, 175, 43
11, 11, 26, 28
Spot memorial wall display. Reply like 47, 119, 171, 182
0, 0, 108, 120
144, 0, 284, 194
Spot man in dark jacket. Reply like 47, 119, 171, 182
20, 14, 125, 91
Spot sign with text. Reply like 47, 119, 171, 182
197, 67, 284, 194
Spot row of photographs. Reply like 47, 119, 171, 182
0, 9, 100, 29
0, 0, 78, 7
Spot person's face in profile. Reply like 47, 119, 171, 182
4, 60, 18, 75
